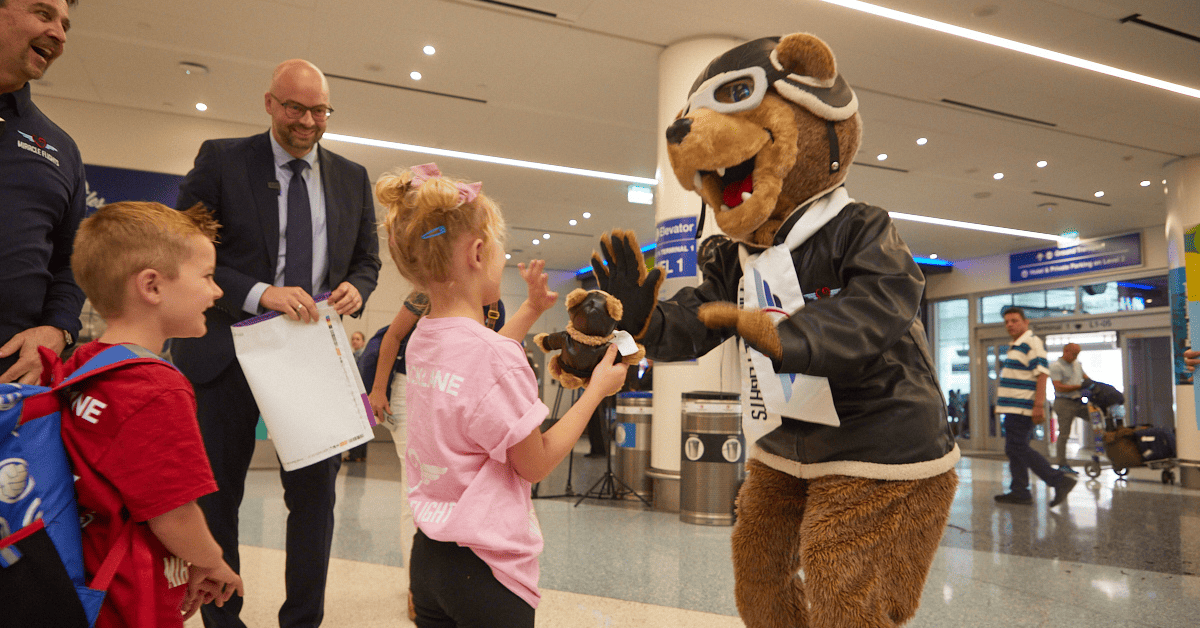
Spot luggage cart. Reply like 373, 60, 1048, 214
1081, 401, 1180, 484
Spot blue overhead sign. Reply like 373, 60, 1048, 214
656, 216, 698, 279
1010, 233, 1142, 283
84, 164, 184, 215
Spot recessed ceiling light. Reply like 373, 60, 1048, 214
410, 71, 422, 81
1094, 191, 1105, 198
1140, 180, 1151, 187
929, 253, 938, 259
583, 212, 592, 219
423, 45, 436, 55
569, 219, 577, 226
818, 0, 1200, 100
505, 253, 511, 260
532, 239, 540, 245
195, 103, 208, 112
1036, 160, 1048, 168
877, 153, 888, 161
179, 61, 209, 76
916, 137, 927, 145
542, 233, 550, 239
1162, 179, 1168, 184
993, 173, 1004, 180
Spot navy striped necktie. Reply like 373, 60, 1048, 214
284, 158, 313, 294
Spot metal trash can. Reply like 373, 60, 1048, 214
615, 392, 652, 500
679, 391, 743, 526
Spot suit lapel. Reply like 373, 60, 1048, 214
318, 145, 343, 290
249, 132, 281, 273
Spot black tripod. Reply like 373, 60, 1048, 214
575, 399, 651, 508
531, 385, 579, 499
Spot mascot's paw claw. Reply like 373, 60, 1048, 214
699, 302, 783, 361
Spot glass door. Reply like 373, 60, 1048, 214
1124, 334, 1173, 430
970, 340, 1052, 455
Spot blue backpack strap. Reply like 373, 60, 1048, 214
59, 345, 173, 387
20, 345, 176, 427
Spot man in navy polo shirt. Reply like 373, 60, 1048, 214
0, 0, 85, 384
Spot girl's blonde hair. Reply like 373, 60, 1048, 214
376, 165, 505, 288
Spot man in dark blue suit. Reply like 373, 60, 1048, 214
174, 59, 380, 628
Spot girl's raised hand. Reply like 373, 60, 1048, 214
518, 260, 559, 314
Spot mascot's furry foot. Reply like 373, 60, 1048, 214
733, 460, 959, 628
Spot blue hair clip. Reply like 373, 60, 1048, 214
421, 226, 446, 239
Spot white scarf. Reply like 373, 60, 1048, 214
737, 187, 852, 446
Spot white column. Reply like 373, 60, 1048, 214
1165, 155, 1200, 488
648, 38, 743, 485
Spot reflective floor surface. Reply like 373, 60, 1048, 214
186, 442, 1200, 627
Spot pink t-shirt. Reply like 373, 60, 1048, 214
405, 316, 549, 608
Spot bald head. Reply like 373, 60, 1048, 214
1062, 343, 1081, 362
264, 59, 331, 158
269, 59, 329, 94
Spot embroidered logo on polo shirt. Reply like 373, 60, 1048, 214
15, 129, 60, 166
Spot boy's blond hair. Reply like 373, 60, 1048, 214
376, 166, 505, 289
72, 202, 220, 318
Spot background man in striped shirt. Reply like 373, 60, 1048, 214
994, 306, 1076, 506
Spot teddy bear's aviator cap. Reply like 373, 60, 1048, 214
685, 36, 857, 122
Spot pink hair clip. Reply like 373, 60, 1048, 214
410, 163, 482, 206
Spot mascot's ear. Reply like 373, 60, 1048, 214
603, 292, 623, 323
775, 33, 837, 82
565, 288, 589, 310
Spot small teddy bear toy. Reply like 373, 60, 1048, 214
534, 289, 644, 389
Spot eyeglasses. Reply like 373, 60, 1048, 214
269, 93, 334, 120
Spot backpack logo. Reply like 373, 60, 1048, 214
0, 458, 33, 504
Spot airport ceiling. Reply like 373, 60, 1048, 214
43, 0, 1200, 272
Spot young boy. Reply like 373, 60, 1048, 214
59, 201, 243, 626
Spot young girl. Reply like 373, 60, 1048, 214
376, 163, 627, 627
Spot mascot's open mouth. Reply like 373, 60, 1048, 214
699, 157, 756, 210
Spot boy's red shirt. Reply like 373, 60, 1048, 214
59, 341, 218, 628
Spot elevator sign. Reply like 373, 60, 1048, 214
1010, 233, 1142, 283
656, 216, 698, 279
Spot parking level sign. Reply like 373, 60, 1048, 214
1010, 233, 1141, 283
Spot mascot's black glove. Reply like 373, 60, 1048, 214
591, 230, 663, 340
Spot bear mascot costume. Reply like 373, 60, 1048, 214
591, 34, 960, 628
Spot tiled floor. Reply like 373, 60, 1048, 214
187, 441, 1200, 627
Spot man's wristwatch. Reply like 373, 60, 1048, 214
58, 327, 75, 350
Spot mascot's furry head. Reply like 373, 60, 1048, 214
666, 34, 862, 247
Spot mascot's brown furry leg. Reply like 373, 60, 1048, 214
800, 470, 959, 628
732, 460, 809, 628
733, 465, 958, 628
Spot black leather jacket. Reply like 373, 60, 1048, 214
642, 198, 959, 480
